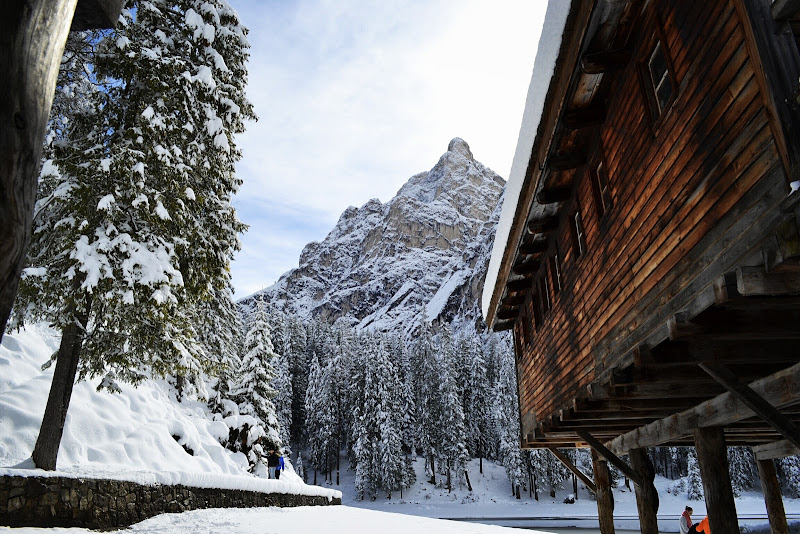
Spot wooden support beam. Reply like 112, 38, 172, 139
506, 278, 533, 293
629, 448, 659, 534
591, 449, 616, 534
513, 260, 540, 276
753, 439, 800, 460
563, 104, 606, 129
698, 361, 800, 451
607, 362, 800, 455
519, 240, 548, 256
501, 294, 525, 307
693, 426, 740, 534
547, 448, 597, 493
756, 457, 790, 534
494, 320, 514, 332
496, 308, 519, 321
527, 216, 560, 235
772, 0, 800, 20
547, 151, 588, 171
736, 265, 800, 296
577, 431, 642, 487
581, 48, 632, 74
537, 186, 572, 205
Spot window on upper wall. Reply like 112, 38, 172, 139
521, 306, 533, 347
539, 276, 550, 313
550, 251, 562, 296
644, 38, 675, 118
571, 210, 586, 257
531, 291, 542, 328
591, 160, 612, 219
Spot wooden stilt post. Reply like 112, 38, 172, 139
591, 449, 615, 534
693, 426, 739, 534
629, 448, 659, 534
756, 457, 789, 534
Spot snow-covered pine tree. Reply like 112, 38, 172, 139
269, 309, 293, 449
686, 448, 704, 500
352, 333, 382, 500
727, 446, 757, 497
305, 351, 334, 477
14, 0, 254, 470
777, 455, 800, 498
375, 335, 407, 498
286, 315, 308, 448
435, 325, 470, 491
494, 336, 527, 495
197, 281, 242, 404
235, 300, 280, 452
464, 334, 492, 472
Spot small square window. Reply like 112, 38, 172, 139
572, 210, 586, 257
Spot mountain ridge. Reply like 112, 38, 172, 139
240, 138, 504, 336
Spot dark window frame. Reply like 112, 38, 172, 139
590, 153, 613, 219
571, 209, 587, 258
637, 15, 678, 128
550, 250, 562, 296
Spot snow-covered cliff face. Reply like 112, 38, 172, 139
240, 138, 504, 336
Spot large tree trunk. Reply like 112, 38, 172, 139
32, 304, 89, 470
0, 0, 78, 344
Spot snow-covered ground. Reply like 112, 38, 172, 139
0, 324, 337, 500
2, 324, 798, 534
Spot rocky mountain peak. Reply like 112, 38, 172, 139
241, 139, 505, 337
447, 137, 474, 160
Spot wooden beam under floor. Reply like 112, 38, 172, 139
547, 448, 597, 493
606, 361, 800, 455
578, 430, 642, 487
698, 361, 800, 451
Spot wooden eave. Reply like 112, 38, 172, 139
486, 0, 594, 328
488, 0, 640, 327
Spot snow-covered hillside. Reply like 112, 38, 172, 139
0, 324, 337, 501
239, 138, 504, 336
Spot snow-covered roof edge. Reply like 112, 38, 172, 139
481, 0, 574, 323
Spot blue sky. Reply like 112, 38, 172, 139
230, 0, 547, 298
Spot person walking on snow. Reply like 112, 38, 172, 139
267, 449, 279, 479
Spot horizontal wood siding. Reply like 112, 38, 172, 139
516, 0, 784, 429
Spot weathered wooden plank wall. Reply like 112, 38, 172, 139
516, 0, 789, 433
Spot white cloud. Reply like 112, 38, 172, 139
231, 0, 547, 297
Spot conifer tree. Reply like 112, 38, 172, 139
286, 315, 308, 447
727, 446, 756, 497
686, 448, 704, 500
464, 335, 491, 471
14, 0, 254, 470
235, 301, 280, 450
778, 455, 800, 498
265, 309, 293, 447
305, 351, 332, 475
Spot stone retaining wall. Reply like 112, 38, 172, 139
0, 475, 340, 529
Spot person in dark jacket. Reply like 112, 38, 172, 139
267, 449, 279, 479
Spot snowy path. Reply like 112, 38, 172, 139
0, 506, 553, 534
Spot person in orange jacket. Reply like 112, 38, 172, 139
695, 516, 710, 533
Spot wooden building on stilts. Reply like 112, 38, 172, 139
482, 1, 800, 533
